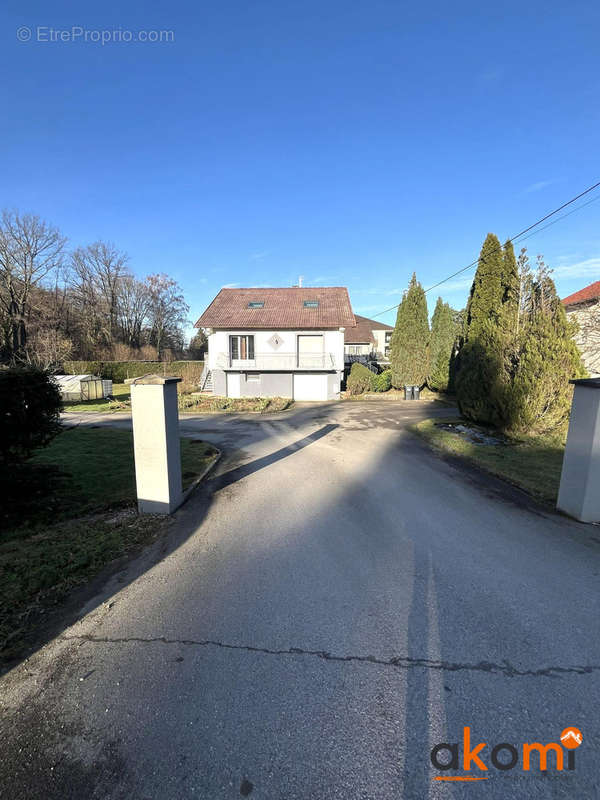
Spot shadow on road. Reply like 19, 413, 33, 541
1, 420, 340, 675
211, 424, 338, 490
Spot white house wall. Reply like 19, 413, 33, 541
207, 329, 345, 371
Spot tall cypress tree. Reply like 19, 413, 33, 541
429, 297, 457, 392
464, 233, 504, 341
500, 239, 519, 336
457, 233, 512, 426
390, 272, 430, 388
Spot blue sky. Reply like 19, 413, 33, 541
2, 1, 599, 337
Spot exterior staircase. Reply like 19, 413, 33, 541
200, 367, 213, 393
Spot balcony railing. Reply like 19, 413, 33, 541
344, 350, 390, 364
214, 352, 338, 370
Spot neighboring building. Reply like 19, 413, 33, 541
195, 287, 355, 400
562, 280, 600, 377
344, 314, 394, 366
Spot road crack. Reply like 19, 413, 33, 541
59, 634, 599, 678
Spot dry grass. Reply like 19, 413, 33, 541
412, 417, 565, 505
342, 387, 456, 406
178, 395, 293, 413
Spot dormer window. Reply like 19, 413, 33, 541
248, 301, 264, 308
303, 300, 319, 308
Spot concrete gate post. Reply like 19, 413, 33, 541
130, 375, 183, 514
557, 378, 600, 522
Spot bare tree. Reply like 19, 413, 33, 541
70, 241, 130, 356
0, 209, 194, 367
0, 210, 66, 361
145, 273, 189, 359
118, 276, 150, 350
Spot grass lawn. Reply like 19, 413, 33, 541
1, 427, 218, 663
412, 418, 565, 505
63, 382, 131, 413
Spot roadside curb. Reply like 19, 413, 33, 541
180, 447, 222, 507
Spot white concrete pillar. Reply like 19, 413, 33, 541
557, 379, 600, 522
130, 375, 183, 514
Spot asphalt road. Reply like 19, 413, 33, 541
1, 401, 599, 799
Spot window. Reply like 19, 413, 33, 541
303, 300, 319, 308
248, 301, 264, 308
230, 335, 254, 360
246, 372, 260, 382
385, 332, 392, 343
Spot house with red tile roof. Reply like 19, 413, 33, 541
562, 280, 600, 376
194, 287, 356, 400
344, 314, 394, 366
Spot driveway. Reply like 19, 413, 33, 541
1, 401, 599, 799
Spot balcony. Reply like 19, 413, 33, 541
344, 349, 390, 365
214, 352, 338, 370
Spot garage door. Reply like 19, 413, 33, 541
293, 373, 328, 401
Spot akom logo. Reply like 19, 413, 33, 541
430, 726, 583, 782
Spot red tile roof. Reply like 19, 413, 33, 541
562, 280, 600, 307
344, 314, 394, 344
195, 287, 355, 329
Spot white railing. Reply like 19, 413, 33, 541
214, 352, 338, 370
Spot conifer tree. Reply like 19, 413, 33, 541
390, 272, 430, 388
508, 271, 586, 433
500, 239, 519, 336
457, 234, 510, 424
464, 233, 504, 340
429, 297, 457, 392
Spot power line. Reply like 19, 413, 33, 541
511, 192, 600, 245
370, 180, 600, 318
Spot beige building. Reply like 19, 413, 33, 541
562, 280, 600, 377
343, 314, 394, 365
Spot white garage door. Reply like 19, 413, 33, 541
293, 373, 328, 401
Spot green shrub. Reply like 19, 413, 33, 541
0, 368, 62, 468
346, 362, 376, 395
372, 370, 392, 392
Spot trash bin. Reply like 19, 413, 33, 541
404, 385, 413, 401
413, 385, 420, 400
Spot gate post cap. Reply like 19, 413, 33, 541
131, 374, 182, 385
570, 378, 600, 389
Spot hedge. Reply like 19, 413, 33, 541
62, 360, 204, 384
0, 367, 62, 468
